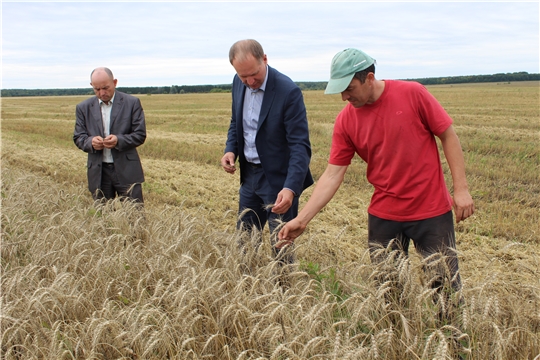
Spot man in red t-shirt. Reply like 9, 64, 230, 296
278, 48, 474, 296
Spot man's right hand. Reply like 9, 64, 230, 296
221, 152, 236, 174
277, 218, 307, 248
92, 136, 104, 150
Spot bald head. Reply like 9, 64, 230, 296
229, 39, 265, 65
90, 67, 114, 82
90, 67, 117, 103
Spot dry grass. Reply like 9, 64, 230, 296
2, 168, 539, 359
1, 82, 540, 358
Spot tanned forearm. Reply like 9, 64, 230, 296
278, 164, 348, 242
296, 164, 347, 225
438, 125, 475, 222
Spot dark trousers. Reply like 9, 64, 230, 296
238, 164, 298, 262
368, 211, 461, 292
93, 163, 144, 203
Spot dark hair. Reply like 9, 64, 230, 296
229, 39, 265, 64
353, 64, 376, 84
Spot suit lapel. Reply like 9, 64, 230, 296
236, 80, 246, 136
110, 92, 124, 129
258, 66, 275, 131
91, 97, 105, 136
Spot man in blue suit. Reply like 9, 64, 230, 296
221, 39, 313, 260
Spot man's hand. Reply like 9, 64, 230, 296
92, 136, 104, 150
221, 152, 236, 174
103, 134, 118, 149
276, 218, 306, 248
437, 126, 475, 224
271, 188, 294, 214
453, 189, 475, 223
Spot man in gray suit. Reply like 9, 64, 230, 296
74, 67, 146, 203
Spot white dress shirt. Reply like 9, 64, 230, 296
242, 67, 268, 164
99, 93, 115, 163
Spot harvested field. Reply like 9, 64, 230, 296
1, 82, 539, 359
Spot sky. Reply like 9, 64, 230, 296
1, 1, 539, 89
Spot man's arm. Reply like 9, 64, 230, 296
115, 97, 146, 151
437, 125, 475, 222
74, 103, 97, 153
277, 164, 348, 245
279, 85, 311, 195
224, 110, 239, 156
270, 86, 311, 215
222, 79, 240, 173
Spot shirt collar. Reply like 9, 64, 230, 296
99, 92, 116, 105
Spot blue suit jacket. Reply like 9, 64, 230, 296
225, 66, 313, 196
73, 91, 146, 195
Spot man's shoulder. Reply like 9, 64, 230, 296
232, 75, 244, 88
115, 90, 134, 99
382, 80, 428, 101
269, 66, 299, 91
388, 79, 425, 92
115, 91, 141, 104
77, 95, 97, 107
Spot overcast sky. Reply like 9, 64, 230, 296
2, 1, 539, 89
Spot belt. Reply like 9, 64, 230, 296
247, 162, 262, 168
103, 162, 114, 167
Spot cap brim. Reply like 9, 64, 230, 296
324, 74, 354, 94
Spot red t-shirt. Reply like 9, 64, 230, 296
329, 80, 453, 221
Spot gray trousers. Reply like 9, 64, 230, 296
368, 211, 461, 292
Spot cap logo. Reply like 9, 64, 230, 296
353, 60, 367, 67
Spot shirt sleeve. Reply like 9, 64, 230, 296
415, 83, 453, 136
329, 109, 357, 166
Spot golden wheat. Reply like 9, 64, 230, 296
2, 83, 540, 358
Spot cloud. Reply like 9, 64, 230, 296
2, 1, 538, 89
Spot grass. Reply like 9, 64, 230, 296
1, 82, 540, 358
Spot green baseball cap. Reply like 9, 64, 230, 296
324, 48, 376, 94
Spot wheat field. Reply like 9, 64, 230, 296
1, 81, 539, 359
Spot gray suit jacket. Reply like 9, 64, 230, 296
73, 91, 146, 196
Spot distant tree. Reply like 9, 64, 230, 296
2, 73, 538, 97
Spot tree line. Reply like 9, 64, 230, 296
404, 71, 539, 85
1, 72, 538, 97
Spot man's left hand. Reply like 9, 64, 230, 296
453, 189, 475, 223
271, 189, 295, 214
103, 135, 118, 149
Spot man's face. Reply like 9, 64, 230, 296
340, 75, 374, 108
232, 54, 268, 90
91, 72, 117, 103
